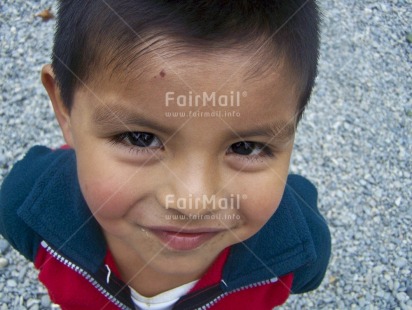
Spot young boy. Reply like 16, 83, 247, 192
0, 1, 331, 309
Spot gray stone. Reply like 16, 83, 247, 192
394, 257, 408, 268
40, 295, 51, 308
0, 257, 8, 268
407, 287, 412, 299
396, 292, 409, 302
26, 298, 39, 308
6, 279, 17, 288
17, 266, 28, 282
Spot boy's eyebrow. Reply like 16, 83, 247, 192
233, 121, 296, 143
92, 104, 175, 133
92, 104, 295, 142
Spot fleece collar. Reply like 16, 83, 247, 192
17, 146, 317, 287
17, 147, 106, 273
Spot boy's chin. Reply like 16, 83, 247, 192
148, 248, 221, 277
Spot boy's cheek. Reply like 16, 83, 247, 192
238, 183, 285, 227
75, 155, 141, 216
78, 177, 134, 219
241, 196, 281, 225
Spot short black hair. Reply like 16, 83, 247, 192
52, 0, 320, 121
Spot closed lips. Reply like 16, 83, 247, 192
147, 227, 223, 251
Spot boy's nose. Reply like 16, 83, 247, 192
158, 155, 224, 215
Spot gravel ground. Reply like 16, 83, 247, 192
0, 0, 411, 309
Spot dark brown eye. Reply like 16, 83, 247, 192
231, 142, 256, 155
228, 141, 274, 158
127, 132, 156, 147
111, 132, 162, 149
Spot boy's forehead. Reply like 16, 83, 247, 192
104, 51, 293, 95
96, 46, 295, 90
79, 50, 300, 132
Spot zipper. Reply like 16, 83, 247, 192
41, 240, 278, 310
198, 277, 278, 310
40, 241, 132, 310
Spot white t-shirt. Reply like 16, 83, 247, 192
130, 280, 198, 310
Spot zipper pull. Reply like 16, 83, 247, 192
220, 279, 228, 288
105, 264, 111, 284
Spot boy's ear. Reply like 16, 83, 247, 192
41, 64, 75, 148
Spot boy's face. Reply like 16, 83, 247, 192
44, 52, 298, 287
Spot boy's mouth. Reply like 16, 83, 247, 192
146, 226, 224, 251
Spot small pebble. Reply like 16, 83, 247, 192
6, 279, 17, 287
17, 265, 28, 282
40, 295, 51, 308
407, 287, 412, 299
26, 298, 38, 308
396, 292, 409, 302
394, 257, 408, 268
0, 257, 8, 268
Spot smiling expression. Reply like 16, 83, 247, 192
43, 51, 299, 296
